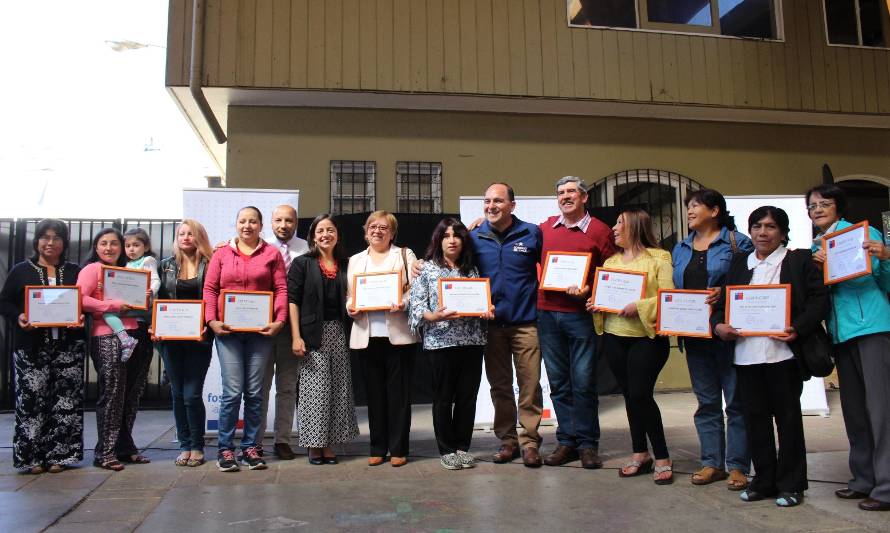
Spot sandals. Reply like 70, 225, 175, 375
618, 458, 654, 478
691, 466, 728, 486
654, 463, 674, 485
187, 452, 205, 468
727, 469, 749, 491
118, 454, 151, 464
174, 453, 190, 467
29, 465, 45, 475
93, 459, 125, 471
47, 464, 65, 474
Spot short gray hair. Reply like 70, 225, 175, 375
556, 175, 587, 192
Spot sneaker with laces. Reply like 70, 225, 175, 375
217, 450, 239, 472
241, 446, 267, 470
440, 453, 462, 471
119, 336, 139, 363
455, 450, 476, 469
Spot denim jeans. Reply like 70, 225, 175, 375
215, 333, 273, 451
685, 339, 749, 473
160, 341, 212, 452
538, 310, 600, 449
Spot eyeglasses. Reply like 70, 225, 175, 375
38, 235, 63, 243
806, 201, 835, 212
367, 224, 390, 232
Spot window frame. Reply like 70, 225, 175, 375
821, 0, 890, 50
395, 161, 443, 215
638, 1, 722, 35
329, 160, 376, 215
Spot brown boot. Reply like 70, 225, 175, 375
579, 448, 603, 469
521, 446, 542, 468
544, 445, 579, 466
492, 444, 520, 464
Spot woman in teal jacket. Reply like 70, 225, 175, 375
807, 184, 890, 512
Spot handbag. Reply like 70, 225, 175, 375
799, 324, 835, 378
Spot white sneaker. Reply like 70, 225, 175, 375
456, 450, 476, 469
440, 453, 462, 470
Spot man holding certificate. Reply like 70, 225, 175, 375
538, 176, 615, 469
712, 206, 829, 508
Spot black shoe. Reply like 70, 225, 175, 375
308, 455, 324, 466
859, 498, 890, 511
217, 450, 240, 472
835, 488, 868, 499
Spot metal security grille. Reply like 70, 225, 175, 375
588, 169, 704, 251
331, 160, 376, 215
396, 161, 442, 214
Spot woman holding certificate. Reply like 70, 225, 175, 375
203, 206, 288, 472
587, 208, 675, 485
408, 218, 493, 471
347, 211, 419, 467
287, 214, 358, 465
78, 228, 154, 471
155, 219, 214, 467
671, 189, 753, 490
0, 219, 85, 474
806, 185, 890, 512
712, 206, 828, 507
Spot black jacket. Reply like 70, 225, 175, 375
0, 260, 85, 349
711, 248, 829, 378
287, 254, 349, 352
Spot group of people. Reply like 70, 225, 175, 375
1, 178, 888, 512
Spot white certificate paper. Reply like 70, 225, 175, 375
222, 291, 273, 331
591, 268, 647, 313
439, 278, 491, 316
823, 222, 871, 285
540, 252, 592, 291
656, 290, 711, 338
102, 266, 149, 309
353, 272, 401, 311
153, 300, 204, 340
26, 286, 81, 327
726, 285, 790, 336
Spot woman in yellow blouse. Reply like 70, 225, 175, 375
587, 207, 675, 485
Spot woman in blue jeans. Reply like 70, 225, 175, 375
671, 189, 752, 490
154, 219, 214, 467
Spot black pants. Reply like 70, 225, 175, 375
427, 345, 484, 455
603, 334, 670, 459
736, 359, 807, 495
357, 339, 416, 457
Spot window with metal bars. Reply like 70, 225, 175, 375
330, 160, 376, 215
395, 161, 442, 214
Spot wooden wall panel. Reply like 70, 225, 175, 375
490, 0, 510, 94
587, 30, 606, 99
508, 0, 529, 94
427, 0, 445, 91
392, 0, 410, 91
307, 0, 326, 88
443, 0, 462, 92
553, 0, 573, 97
538, 0, 558, 96
235, 0, 256, 86
375, 0, 394, 89
253, 0, 273, 86
341, 0, 360, 89
271, 0, 291, 87
524, 0, 544, 96
475, 0, 495, 93
410, 0, 428, 91
461, 0, 480, 93
217, 0, 237, 86
358, 0, 377, 89
203, 0, 220, 86
602, 31, 621, 100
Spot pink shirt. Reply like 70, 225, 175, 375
77, 261, 139, 337
203, 239, 288, 324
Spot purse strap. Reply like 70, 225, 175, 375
400, 246, 410, 293
728, 230, 738, 254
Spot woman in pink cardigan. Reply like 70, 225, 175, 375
203, 206, 288, 472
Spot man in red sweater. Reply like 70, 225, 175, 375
539, 176, 616, 468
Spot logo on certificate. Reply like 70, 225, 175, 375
227, 296, 236, 302
159, 305, 167, 311
551, 257, 558, 263
601, 273, 609, 281
32, 291, 42, 299
735, 292, 744, 300
445, 283, 452, 289
360, 278, 367, 284
829, 240, 836, 249
664, 294, 672, 302
108, 271, 115, 278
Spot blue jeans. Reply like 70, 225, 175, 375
685, 339, 749, 473
160, 341, 212, 452
538, 310, 600, 449
215, 333, 273, 451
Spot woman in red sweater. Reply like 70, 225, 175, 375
203, 206, 288, 472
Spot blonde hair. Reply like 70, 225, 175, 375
618, 208, 659, 251
364, 210, 398, 242
173, 219, 213, 265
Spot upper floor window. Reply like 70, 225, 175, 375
568, 0, 780, 39
824, 0, 889, 47
330, 160, 375, 215
396, 161, 442, 214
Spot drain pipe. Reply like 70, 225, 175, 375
189, 0, 227, 144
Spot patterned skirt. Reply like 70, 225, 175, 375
298, 321, 359, 448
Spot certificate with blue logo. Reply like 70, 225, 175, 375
152, 300, 204, 340
221, 290, 273, 331
725, 284, 790, 336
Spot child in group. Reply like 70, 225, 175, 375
103, 228, 161, 361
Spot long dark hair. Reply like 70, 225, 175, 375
424, 218, 476, 276
748, 206, 790, 246
306, 214, 347, 262
123, 227, 156, 258
684, 188, 736, 231
84, 228, 127, 266
31, 218, 69, 264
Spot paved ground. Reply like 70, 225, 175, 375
1, 390, 886, 532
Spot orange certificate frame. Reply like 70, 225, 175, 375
220, 290, 274, 332
725, 284, 792, 337
540, 251, 592, 292
101, 265, 150, 310
352, 271, 403, 312
437, 277, 492, 317
24, 285, 82, 327
151, 299, 205, 341
822, 221, 873, 285
655, 289, 712, 338
590, 267, 648, 314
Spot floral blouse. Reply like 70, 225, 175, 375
408, 261, 488, 350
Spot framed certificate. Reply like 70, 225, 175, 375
822, 221, 872, 285
221, 290, 273, 332
438, 278, 491, 317
25, 286, 82, 327
590, 267, 647, 314
102, 265, 150, 310
655, 289, 712, 338
152, 300, 205, 341
725, 284, 791, 336
540, 251, 592, 291
353, 272, 402, 311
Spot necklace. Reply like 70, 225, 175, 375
318, 258, 338, 280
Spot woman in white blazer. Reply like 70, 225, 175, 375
347, 211, 419, 467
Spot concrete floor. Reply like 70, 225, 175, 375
1, 390, 887, 532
